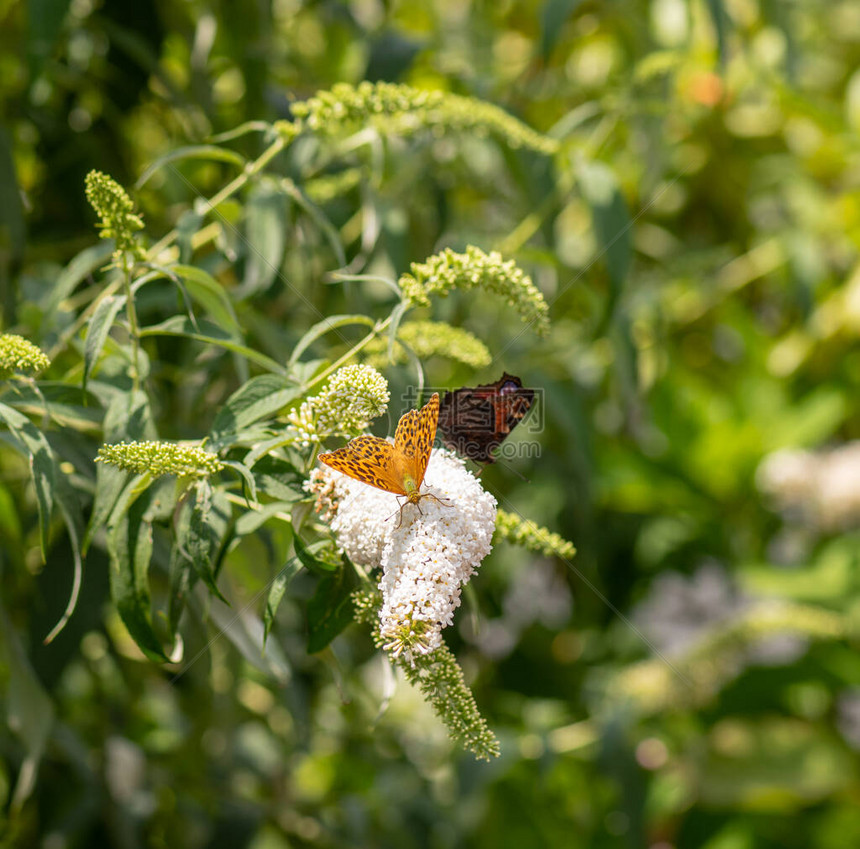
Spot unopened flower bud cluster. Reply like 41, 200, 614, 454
399, 246, 550, 336
0, 334, 51, 375
289, 82, 557, 155
362, 320, 491, 370
96, 440, 223, 478
288, 364, 390, 448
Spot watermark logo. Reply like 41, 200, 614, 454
399, 385, 544, 461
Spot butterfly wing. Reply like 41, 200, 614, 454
318, 435, 406, 495
438, 374, 534, 463
394, 392, 439, 487
438, 388, 496, 461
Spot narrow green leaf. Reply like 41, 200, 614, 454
222, 459, 258, 504
306, 566, 355, 653
210, 375, 299, 450
171, 264, 241, 336
704, 0, 727, 66
43, 467, 85, 644
178, 480, 228, 603
282, 181, 347, 268
167, 544, 194, 638
135, 145, 247, 189
83, 390, 154, 553
293, 532, 341, 575
26, 0, 70, 77
0, 128, 26, 266
139, 316, 286, 374
263, 556, 303, 644
45, 242, 114, 316
540, 0, 582, 60
0, 402, 56, 560
0, 602, 54, 812
239, 184, 288, 297
234, 501, 294, 537
208, 121, 272, 144
107, 478, 167, 662
84, 294, 126, 390
387, 301, 408, 362
577, 160, 632, 310
288, 314, 376, 367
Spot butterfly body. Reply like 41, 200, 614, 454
438, 373, 535, 464
318, 393, 445, 522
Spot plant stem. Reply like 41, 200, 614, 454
121, 253, 142, 392
147, 134, 288, 260
301, 316, 392, 393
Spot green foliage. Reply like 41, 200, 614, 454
3, 0, 860, 846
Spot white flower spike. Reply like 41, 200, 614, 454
309, 447, 497, 658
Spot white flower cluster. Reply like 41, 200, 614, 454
288, 364, 390, 448
757, 443, 860, 531
308, 448, 497, 658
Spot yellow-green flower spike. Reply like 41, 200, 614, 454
289, 82, 557, 155
495, 509, 576, 560
0, 334, 51, 376
400, 246, 550, 336
363, 321, 492, 370
84, 170, 146, 262
352, 588, 500, 760
96, 441, 223, 478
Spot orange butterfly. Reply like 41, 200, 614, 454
318, 393, 447, 524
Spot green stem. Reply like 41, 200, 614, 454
121, 254, 141, 392
147, 134, 288, 260
301, 316, 393, 393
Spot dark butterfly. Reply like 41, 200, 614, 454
438, 373, 535, 464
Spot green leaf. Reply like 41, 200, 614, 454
177, 480, 229, 603
540, 0, 582, 60
7, 381, 104, 432
43, 465, 85, 644
263, 555, 303, 644
44, 242, 114, 317
252, 455, 305, 503
26, 0, 70, 78
135, 145, 247, 189
0, 128, 26, 267
84, 294, 126, 391
167, 544, 194, 638
704, 0, 728, 66
83, 390, 154, 553
239, 183, 288, 297
0, 602, 54, 812
171, 264, 242, 337
139, 316, 286, 374
282, 181, 347, 268
222, 459, 258, 504
306, 566, 355, 653
577, 160, 632, 312
288, 314, 376, 368
0, 402, 56, 560
293, 532, 341, 575
210, 375, 299, 450
107, 477, 167, 662
233, 500, 294, 536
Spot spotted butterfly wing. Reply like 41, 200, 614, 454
438, 373, 535, 463
318, 393, 440, 503
393, 390, 439, 488
317, 435, 406, 494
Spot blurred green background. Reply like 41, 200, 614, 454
4, 0, 860, 847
